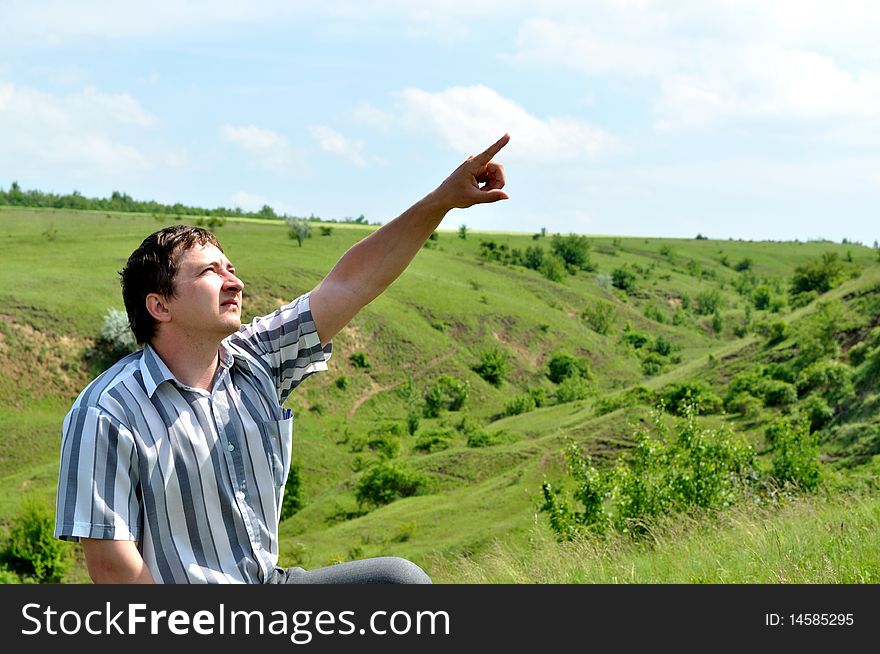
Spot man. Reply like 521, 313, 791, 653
54, 134, 510, 584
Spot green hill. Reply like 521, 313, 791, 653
1, 206, 878, 583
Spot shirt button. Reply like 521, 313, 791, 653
227, 443, 235, 452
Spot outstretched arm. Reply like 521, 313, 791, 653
310, 134, 510, 345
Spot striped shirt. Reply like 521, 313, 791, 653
55, 292, 331, 583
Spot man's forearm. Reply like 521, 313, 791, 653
82, 538, 156, 584
310, 191, 449, 343
309, 134, 509, 344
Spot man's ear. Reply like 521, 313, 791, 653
145, 293, 172, 324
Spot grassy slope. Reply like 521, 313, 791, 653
1, 206, 878, 581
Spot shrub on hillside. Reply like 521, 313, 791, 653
695, 289, 722, 316
761, 380, 798, 407
0, 499, 70, 582
100, 308, 137, 355
423, 376, 470, 418
355, 463, 426, 508
725, 392, 763, 419
802, 395, 834, 432
795, 360, 853, 401
660, 382, 723, 415
547, 352, 591, 384
504, 393, 537, 416
413, 427, 455, 453
551, 233, 595, 272
539, 254, 566, 282
766, 417, 822, 491
621, 329, 650, 349
641, 352, 666, 376
765, 320, 789, 345
581, 299, 616, 335
540, 410, 759, 540
554, 375, 592, 404
522, 245, 544, 270
473, 347, 510, 387
790, 252, 843, 298
280, 463, 303, 520
611, 267, 636, 293
349, 352, 371, 369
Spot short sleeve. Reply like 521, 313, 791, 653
55, 406, 141, 542
229, 291, 332, 404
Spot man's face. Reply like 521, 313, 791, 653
166, 243, 245, 340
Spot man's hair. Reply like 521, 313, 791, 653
120, 225, 224, 345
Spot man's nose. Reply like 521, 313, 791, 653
224, 272, 245, 292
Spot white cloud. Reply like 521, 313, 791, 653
309, 125, 366, 167
0, 82, 154, 174
220, 123, 302, 174
507, 3, 880, 129
394, 85, 616, 162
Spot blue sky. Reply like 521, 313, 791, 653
1, 1, 878, 244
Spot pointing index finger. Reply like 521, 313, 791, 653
476, 133, 510, 164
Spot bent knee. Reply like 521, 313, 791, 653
376, 557, 432, 584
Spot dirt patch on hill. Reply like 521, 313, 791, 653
0, 316, 92, 405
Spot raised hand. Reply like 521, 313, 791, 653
431, 134, 510, 211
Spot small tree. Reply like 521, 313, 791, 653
286, 217, 311, 247
458, 224, 468, 240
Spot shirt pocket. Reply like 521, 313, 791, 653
257, 416, 293, 489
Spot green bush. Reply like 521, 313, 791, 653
641, 352, 666, 376
796, 360, 852, 401
541, 411, 759, 540
423, 375, 470, 417
752, 285, 772, 310
802, 395, 834, 432
473, 347, 510, 387
504, 393, 537, 416
621, 329, 650, 349
0, 499, 70, 582
767, 417, 822, 491
366, 432, 401, 459
355, 463, 426, 508
539, 254, 566, 282
523, 245, 544, 270
660, 381, 723, 415
725, 392, 762, 419
547, 352, 591, 384
280, 463, 303, 520
551, 233, 594, 271
581, 300, 616, 335
761, 380, 798, 407
349, 352, 371, 369
611, 267, 636, 293
790, 252, 842, 297
643, 303, 666, 324
765, 320, 789, 345
695, 289, 722, 316
413, 427, 455, 453
651, 336, 673, 356
555, 375, 592, 404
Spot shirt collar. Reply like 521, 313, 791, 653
139, 341, 236, 397
139, 344, 177, 398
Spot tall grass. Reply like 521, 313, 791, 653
430, 490, 880, 583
